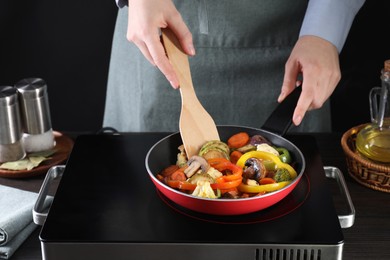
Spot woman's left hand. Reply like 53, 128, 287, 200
278, 35, 341, 126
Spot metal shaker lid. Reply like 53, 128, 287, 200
15, 78, 52, 134
0, 85, 18, 107
0, 86, 23, 144
15, 78, 47, 99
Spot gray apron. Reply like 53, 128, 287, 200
103, 0, 331, 133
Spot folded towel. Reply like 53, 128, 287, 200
0, 185, 52, 259
0, 222, 37, 259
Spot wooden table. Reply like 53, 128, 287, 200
1, 133, 389, 260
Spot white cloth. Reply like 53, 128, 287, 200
0, 223, 36, 260
0, 185, 52, 259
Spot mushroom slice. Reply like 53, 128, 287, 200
184, 155, 210, 178
243, 158, 267, 182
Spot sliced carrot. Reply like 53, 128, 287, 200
259, 177, 276, 185
160, 164, 180, 177
230, 150, 243, 164
167, 180, 196, 191
169, 167, 187, 181
156, 174, 164, 181
208, 158, 231, 167
227, 132, 250, 148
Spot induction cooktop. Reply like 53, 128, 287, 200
38, 133, 351, 260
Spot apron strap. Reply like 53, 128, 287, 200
198, 0, 209, 35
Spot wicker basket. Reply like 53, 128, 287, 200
341, 123, 390, 193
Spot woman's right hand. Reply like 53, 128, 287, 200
126, 0, 195, 88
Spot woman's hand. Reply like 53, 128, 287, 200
279, 35, 341, 126
126, 0, 195, 88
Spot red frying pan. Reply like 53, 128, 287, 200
145, 88, 306, 215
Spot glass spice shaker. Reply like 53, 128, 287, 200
15, 78, 55, 153
0, 86, 26, 163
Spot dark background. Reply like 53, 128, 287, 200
332, 0, 390, 132
0, 0, 118, 133
0, 1, 389, 133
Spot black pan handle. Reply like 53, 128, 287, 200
261, 86, 301, 136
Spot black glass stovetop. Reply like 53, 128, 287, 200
40, 133, 343, 248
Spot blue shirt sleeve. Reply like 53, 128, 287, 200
300, 0, 365, 52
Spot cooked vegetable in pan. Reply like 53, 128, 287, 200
157, 132, 297, 199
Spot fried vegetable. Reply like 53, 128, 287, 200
202, 150, 227, 160
176, 145, 187, 167
185, 155, 210, 178
192, 180, 218, 199
199, 140, 230, 160
161, 131, 297, 200
249, 134, 271, 146
160, 165, 180, 177
236, 151, 297, 179
230, 150, 243, 164
169, 168, 187, 181
236, 144, 256, 153
188, 172, 215, 185
227, 132, 250, 148
256, 143, 279, 156
238, 181, 291, 193
206, 167, 223, 179
275, 147, 292, 164
273, 168, 292, 182
243, 158, 267, 182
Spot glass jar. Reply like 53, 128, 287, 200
356, 60, 390, 163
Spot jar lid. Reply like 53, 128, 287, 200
0, 86, 18, 107
14, 78, 47, 99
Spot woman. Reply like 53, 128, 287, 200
104, 0, 365, 132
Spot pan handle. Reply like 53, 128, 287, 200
32, 165, 65, 226
323, 166, 356, 228
261, 87, 301, 136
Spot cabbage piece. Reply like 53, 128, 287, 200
256, 143, 279, 156
192, 180, 217, 199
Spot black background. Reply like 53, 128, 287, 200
0, 0, 118, 133
0, 1, 389, 133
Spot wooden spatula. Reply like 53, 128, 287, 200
161, 28, 220, 158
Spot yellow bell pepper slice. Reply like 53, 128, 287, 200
238, 181, 291, 193
236, 151, 297, 179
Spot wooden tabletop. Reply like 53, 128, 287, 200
1, 133, 389, 260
